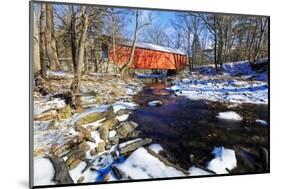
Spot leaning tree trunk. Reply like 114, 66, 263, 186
120, 11, 139, 79
39, 3, 47, 79
33, 9, 40, 75
45, 4, 60, 70
70, 6, 89, 108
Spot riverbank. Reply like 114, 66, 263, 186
33, 60, 269, 186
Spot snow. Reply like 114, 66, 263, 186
34, 158, 55, 186
135, 72, 167, 79
69, 161, 99, 183
113, 102, 138, 113
207, 147, 237, 174
256, 119, 268, 126
47, 70, 73, 79
216, 111, 243, 121
120, 41, 186, 55
168, 60, 268, 104
115, 147, 186, 179
148, 144, 164, 154
188, 166, 213, 176
109, 130, 117, 138
116, 114, 129, 122
34, 97, 66, 116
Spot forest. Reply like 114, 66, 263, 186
32, 2, 269, 187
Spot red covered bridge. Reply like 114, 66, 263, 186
106, 41, 188, 70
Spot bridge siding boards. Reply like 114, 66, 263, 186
108, 44, 188, 70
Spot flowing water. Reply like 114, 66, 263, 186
128, 81, 269, 174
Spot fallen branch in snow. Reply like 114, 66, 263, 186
144, 147, 189, 175
47, 155, 74, 184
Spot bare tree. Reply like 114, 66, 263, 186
39, 3, 47, 79
45, 4, 60, 70
70, 6, 89, 107
33, 8, 40, 75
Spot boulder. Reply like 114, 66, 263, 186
34, 110, 57, 121
75, 105, 115, 126
119, 138, 152, 154
117, 121, 139, 139
90, 149, 97, 156
148, 100, 163, 107
116, 109, 129, 116
76, 124, 94, 142
109, 136, 119, 145
57, 105, 72, 119
96, 141, 106, 153
98, 125, 109, 142
78, 141, 91, 152
100, 117, 118, 130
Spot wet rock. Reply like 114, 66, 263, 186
96, 141, 106, 153
77, 176, 84, 183
119, 138, 152, 154
117, 121, 139, 139
148, 100, 163, 107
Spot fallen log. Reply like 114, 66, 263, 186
47, 155, 74, 184
144, 147, 189, 175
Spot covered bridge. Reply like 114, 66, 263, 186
105, 41, 188, 70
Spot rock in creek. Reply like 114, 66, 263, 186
119, 138, 152, 154
117, 121, 139, 139
147, 100, 163, 107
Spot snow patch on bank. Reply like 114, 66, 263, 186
168, 60, 268, 104
148, 144, 164, 154
34, 158, 55, 186
207, 147, 237, 174
115, 147, 186, 179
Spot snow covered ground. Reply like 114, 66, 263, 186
168, 60, 268, 104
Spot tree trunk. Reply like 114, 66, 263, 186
45, 4, 60, 70
120, 11, 139, 79
33, 9, 40, 75
39, 3, 47, 79
70, 5, 77, 73
70, 6, 89, 106
214, 16, 218, 71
